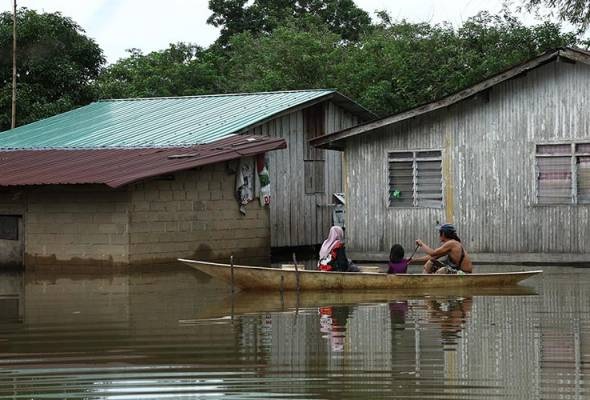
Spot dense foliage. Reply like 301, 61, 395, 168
207, 0, 372, 45
217, 11, 578, 115
0, 2, 585, 130
0, 8, 104, 130
95, 43, 223, 99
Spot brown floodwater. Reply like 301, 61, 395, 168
0, 263, 588, 399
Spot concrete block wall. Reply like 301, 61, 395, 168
129, 160, 271, 265
4, 185, 131, 267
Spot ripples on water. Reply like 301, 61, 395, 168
0, 264, 588, 399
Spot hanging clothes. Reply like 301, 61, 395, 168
235, 157, 255, 215
256, 153, 271, 206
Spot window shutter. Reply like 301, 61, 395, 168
577, 156, 590, 204
416, 159, 443, 207
388, 150, 442, 208
537, 156, 572, 204
388, 160, 414, 207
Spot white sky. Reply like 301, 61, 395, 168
5, 0, 555, 63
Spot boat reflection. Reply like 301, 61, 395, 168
189, 286, 538, 370
192, 285, 537, 320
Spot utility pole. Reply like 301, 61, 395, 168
11, 0, 17, 129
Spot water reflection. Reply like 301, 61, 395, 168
0, 265, 588, 399
319, 305, 351, 352
0, 269, 23, 323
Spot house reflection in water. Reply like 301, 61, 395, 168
1, 266, 588, 398
234, 285, 589, 397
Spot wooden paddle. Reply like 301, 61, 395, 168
408, 244, 420, 263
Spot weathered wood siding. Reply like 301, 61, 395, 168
244, 101, 359, 247
345, 60, 590, 255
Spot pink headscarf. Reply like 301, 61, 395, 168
319, 226, 344, 259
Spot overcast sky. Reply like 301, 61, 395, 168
7, 0, 550, 63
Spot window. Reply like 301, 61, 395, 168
304, 104, 325, 194
0, 215, 19, 240
388, 150, 443, 208
536, 142, 590, 205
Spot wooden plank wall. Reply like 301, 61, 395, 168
345, 60, 590, 255
243, 101, 359, 247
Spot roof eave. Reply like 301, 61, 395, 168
107, 138, 287, 188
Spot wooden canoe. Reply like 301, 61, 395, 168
179, 259, 542, 291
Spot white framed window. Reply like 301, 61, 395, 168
388, 150, 443, 208
535, 142, 590, 204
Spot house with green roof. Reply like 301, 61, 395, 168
0, 90, 372, 267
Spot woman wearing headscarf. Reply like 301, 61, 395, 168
318, 226, 357, 272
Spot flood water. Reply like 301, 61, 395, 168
0, 263, 588, 399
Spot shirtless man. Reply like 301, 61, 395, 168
415, 224, 473, 274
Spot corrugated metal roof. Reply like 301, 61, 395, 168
0, 135, 286, 188
0, 90, 352, 149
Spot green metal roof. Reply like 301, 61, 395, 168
0, 90, 369, 149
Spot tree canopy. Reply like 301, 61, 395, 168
95, 43, 223, 99
220, 11, 578, 116
0, 8, 104, 130
207, 0, 372, 45
521, 0, 590, 31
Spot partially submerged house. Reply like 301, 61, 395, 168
312, 48, 590, 263
0, 90, 371, 267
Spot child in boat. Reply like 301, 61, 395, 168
387, 244, 410, 274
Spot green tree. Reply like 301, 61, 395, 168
521, 0, 590, 30
95, 43, 223, 99
0, 8, 104, 131
219, 11, 578, 117
207, 0, 371, 45
343, 11, 578, 115
221, 18, 342, 92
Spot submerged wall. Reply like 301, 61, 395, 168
0, 158, 271, 267
128, 162, 271, 266
0, 185, 131, 267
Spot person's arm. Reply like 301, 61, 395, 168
415, 240, 451, 259
411, 254, 431, 263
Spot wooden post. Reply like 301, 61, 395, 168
279, 275, 284, 296
11, 0, 17, 129
292, 253, 300, 292
230, 255, 235, 294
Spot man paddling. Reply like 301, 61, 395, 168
415, 224, 473, 274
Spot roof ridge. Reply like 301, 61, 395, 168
99, 89, 336, 102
